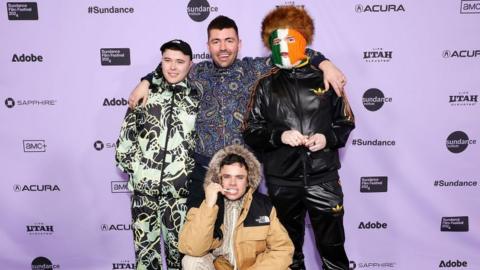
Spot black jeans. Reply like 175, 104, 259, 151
268, 180, 349, 270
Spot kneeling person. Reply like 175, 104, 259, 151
179, 145, 293, 270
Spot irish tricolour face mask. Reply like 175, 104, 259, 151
269, 28, 307, 69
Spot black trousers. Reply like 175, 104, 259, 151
268, 180, 349, 270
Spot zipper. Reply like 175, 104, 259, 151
158, 87, 176, 195
292, 69, 308, 186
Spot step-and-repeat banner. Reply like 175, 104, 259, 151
1, 0, 479, 269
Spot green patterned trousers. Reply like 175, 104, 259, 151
131, 194, 187, 270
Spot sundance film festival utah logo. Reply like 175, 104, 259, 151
362, 88, 392, 111
446, 131, 476, 153
460, 0, 480, 14
7, 2, 38, 20
26, 222, 54, 236
187, 0, 218, 22
363, 48, 392, 63
449, 91, 478, 106
355, 4, 405, 13
113, 260, 135, 270
441, 216, 469, 232
31, 256, 60, 269
100, 48, 130, 66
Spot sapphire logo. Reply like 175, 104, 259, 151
94, 140, 104, 151
101, 223, 132, 231
7, 2, 38, 20
12, 53, 43, 62
363, 48, 392, 63
439, 259, 468, 267
111, 181, 130, 193
360, 176, 388, 192
362, 88, 392, 111
26, 223, 54, 235
355, 4, 405, 13
103, 97, 128, 106
187, 0, 218, 22
100, 48, 130, 66
443, 49, 480, 58
460, 0, 480, 14
441, 216, 469, 232
449, 91, 478, 106
446, 131, 476, 153
358, 221, 387, 229
349, 260, 396, 269
14, 184, 60, 192
113, 260, 135, 269
23, 140, 46, 152
5, 97, 15, 108
31, 256, 60, 269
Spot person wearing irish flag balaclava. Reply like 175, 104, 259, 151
243, 6, 356, 270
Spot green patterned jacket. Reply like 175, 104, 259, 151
116, 74, 200, 198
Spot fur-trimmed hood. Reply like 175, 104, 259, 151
204, 145, 261, 190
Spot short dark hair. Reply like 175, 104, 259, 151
220, 153, 248, 171
207, 15, 239, 39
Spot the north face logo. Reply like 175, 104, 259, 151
255, 216, 270, 224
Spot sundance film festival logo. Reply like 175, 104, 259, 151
349, 260, 396, 269
443, 49, 480, 58
449, 91, 478, 106
14, 184, 61, 192
460, 0, 480, 14
103, 97, 127, 106
112, 260, 135, 270
434, 179, 478, 187
4, 97, 56, 108
101, 223, 132, 231
111, 181, 129, 193
193, 51, 211, 61
439, 259, 468, 268
94, 140, 116, 151
446, 131, 476, 153
355, 4, 405, 13
441, 216, 469, 232
351, 138, 396, 147
187, 0, 218, 22
363, 48, 392, 63
12, 53, 43, 62
31, 256, 60, 269
100, 48, 130, 66
23, 140, 46, 152
7, 2, 38, 20
87, 6, 134, 14
26, 222, 54, 235
362, 88, 392, 111
360, 176, 388, 192
358, 221, 388, 229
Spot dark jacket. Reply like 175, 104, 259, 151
243, 64, 355, 186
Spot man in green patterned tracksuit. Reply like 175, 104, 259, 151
116, 40, 200, 270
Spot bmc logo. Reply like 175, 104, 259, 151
358, 221, 387, 229
439, 260, 468, 267
12, 53, 43, 62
